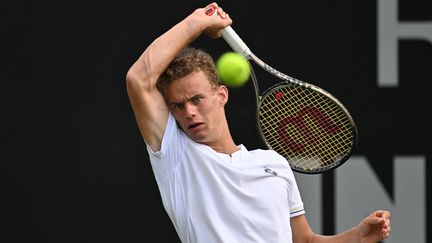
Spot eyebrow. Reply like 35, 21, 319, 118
168, 101, 183, 107
168, 94, 203, 106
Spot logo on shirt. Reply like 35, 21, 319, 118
264, 167, 278, 176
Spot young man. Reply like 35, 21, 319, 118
126, 3, 391, 243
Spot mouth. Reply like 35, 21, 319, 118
188, 122, 204, 130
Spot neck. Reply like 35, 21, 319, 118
204, 123, 239, 155
199, 110, 238, 155
208, 139, 239, 155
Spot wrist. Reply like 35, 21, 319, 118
183, 13, 206, 40
355, 226, 364, 243
354, 224, 372, 243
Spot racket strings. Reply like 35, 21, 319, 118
259, 85, 355, 173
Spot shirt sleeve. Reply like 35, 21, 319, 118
286, 166, 305, 218
146, 113, 186, 183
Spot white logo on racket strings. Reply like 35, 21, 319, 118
264, 167, 278, 176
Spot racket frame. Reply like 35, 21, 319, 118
220, 23, 358, 174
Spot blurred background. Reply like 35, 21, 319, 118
4, 0, 430, 242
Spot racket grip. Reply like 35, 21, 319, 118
220, 26, 251, 58
205, 6, 251, 57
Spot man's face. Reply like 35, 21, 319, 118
165, 71, 228, 143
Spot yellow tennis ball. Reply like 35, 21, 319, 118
216, 52, 250, 88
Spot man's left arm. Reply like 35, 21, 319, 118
291, 210, 391, 243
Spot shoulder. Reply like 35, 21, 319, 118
249, 148, 286, 161
247, 148, 294, 176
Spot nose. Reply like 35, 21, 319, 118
184, 102, 196, 119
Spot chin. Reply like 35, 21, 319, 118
190, 136, 207, 143
188, 133, 209, 143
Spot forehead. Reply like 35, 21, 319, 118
165, 71, 215, 101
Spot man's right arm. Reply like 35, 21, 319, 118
125, 3, 232, 152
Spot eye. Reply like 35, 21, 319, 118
192, 96, 203, 105
171, 103, 184, 110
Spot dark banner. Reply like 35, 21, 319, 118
5, 1, 430, 242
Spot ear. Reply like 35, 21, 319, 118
218, 85, 229, 106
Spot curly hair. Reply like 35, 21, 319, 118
157, 47, 221, 94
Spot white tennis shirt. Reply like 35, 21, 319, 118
147, 114, 305, 243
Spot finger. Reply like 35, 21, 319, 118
382, 231, 390, 239
382, 225, 391, 239
381, 223, 390, 231
205, 6, 216, 16
208, 2, 218, 8
385, 210, 392, 219
364, 218, 381, 226
373, 211, 391, 227
217, 7, 228, 19
205, 5, 229, 20
204, 3, 218, 16
384, 218, 391, 227
375, 210, 391, 219
364, 214, 385, 226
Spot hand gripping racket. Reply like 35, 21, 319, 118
206, 7, 357, 174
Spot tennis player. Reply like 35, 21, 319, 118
126, 3, 391, 242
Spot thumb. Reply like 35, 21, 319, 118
371, 216, 385, 225
364, 213, 385, 226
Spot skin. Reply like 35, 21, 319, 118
164, 71, 238, 154
126, 2, 391, 242
126, 3, 231, 153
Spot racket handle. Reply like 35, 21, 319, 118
205, 6, 251, 57
220, 26, 251, 58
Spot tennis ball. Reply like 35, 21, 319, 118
216, 52, 250, 88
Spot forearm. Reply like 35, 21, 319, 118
126, 3, 231, 89
126, 13, 204, 88
309, 227, 361, 243
291, 215, 368, 243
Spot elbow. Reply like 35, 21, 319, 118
125, 66, 140, 89
126, 48, 160, 91
125, 65, 157, 96
125, 65, 147, 93
125, 52, 159, 94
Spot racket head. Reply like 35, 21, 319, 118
257, 82, 357, 174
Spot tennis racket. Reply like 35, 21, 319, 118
206, 7, 357, 174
